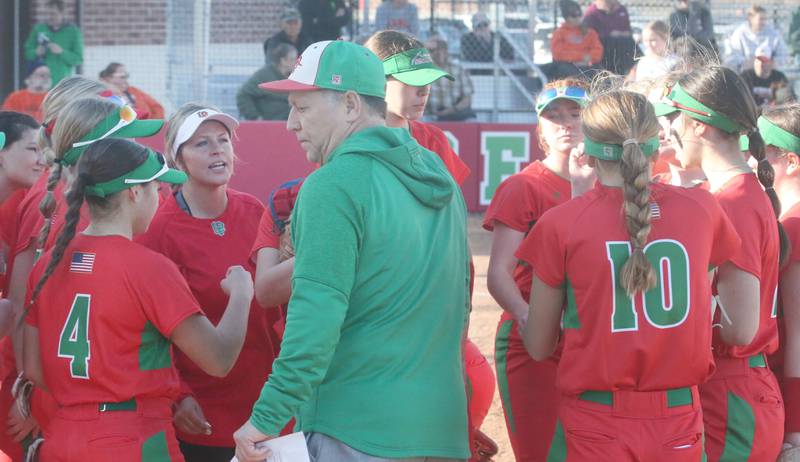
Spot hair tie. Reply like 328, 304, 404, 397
758, 157, 770, 165
622, 138, 639, 147
765, 186, 775, 192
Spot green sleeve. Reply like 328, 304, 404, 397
236, 73, 265, 120
57, 27, 83, 66
249, 168, 364, 435
23, 25, 43, 61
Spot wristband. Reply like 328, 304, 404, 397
784, 377, 800, 433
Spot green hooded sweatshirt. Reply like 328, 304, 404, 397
250, 126, 470, 459
24, 23, 84, 85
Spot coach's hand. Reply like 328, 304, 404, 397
234, 420, 273, 462
173, 396, 212, 435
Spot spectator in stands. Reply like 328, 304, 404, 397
425, 35, 475, 121
298, 0, 351, 41
740, 44, 796, 107
544, 0, 603, 80
263, 7, 313, 60
725, 5, 790, 72
374, 0, 420, 36
791, 6, 800, 58
1, 61, 51, 122
99, 63, 164, 119
669, 0, 716, 53
23, 0, 83, 85
629, 21, 679, 82
461, 12, 514, 63
582, 0, 636, 75
236, 44, 297, 120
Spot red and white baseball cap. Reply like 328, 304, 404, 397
259, 40, 386, 98
173, 109, 239, 159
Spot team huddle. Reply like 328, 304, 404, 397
0, 27, 797, 462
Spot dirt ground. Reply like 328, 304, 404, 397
467, 213, 515, 462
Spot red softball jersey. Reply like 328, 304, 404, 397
137, 189, 279, 447
12, 172, 49, 257
482, 161, 571, 300
409, 120, 470, 186
768, 202, 800, 376
712, 173, 781, 359
25, 234, 201, 406
0, 189, 27, 292
517, 182, 740, 394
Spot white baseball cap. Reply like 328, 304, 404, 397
172, 109, 239, 159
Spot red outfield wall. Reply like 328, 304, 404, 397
140, 121, 544, 212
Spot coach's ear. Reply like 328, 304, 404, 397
342, 91, 363, 124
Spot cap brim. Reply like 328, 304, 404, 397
259, 79, 321, 93
155, 168, 188, 185
536, 96, 587, 116
392, 68, 454, 86
118, 119, 165, 139
0, 132, 5, 150
653, 102, 679, 117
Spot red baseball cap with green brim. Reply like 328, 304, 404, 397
0, 132, 5, 150
60, 105, 164, 166
259, 40, 386, 98
383, 48, 453, 87
84, 148, 186, 198
653, 83, 743, 134
759, 116, 800, 154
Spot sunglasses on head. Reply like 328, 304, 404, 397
537, 86, 587, 105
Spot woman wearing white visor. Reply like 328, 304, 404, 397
138, 104, 282, 462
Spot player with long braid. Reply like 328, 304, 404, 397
519, 89, 740, 461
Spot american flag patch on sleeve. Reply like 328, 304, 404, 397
70, 252, 95, 273
649, 202, 661, 220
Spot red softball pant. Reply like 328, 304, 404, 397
557, 387, 704, 461
494, 312, 560, 461
39, 397, 184, 462
700, 354, 784, 462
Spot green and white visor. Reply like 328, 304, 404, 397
0, 132, 5, 150
583, 136, 660, 161
260, 40, 387, 98
60, 105, 164, 166
84, 149, 187, 198
653, 83, 743, 134
383, 48, 453, 86
759, 116, 800, 154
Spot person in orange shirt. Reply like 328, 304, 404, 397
99, 62, 164, 119
1, 62, 51, 122
544, 0, 603, 81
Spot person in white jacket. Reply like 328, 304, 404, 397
725, 5, 790, 72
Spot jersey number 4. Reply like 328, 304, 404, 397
606, 240, 690, 332
58, 294, 91, 379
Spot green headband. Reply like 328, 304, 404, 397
653, 83, 744, 134
0, 132, 5, 150
382, 48, 453, 86
758, 116, 800, 154
583, 136, 660, 161
59, 106, 164, 167
84, 148, 187, 198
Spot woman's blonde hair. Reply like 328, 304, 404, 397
164, 102, 227, 167
38, 76, 106, 162
38, 98, 120, 248
582, 90, 660, 295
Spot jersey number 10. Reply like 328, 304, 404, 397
606, 240, 691, 332
58, 294, 91, 379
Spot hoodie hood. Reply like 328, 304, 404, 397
327, 126, 455, 209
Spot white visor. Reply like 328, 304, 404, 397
172, 109, 239, 159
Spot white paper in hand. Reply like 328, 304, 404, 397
231, 432, 310, 462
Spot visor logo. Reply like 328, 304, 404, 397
197, 111, 208, 118
411, 51, 433, 65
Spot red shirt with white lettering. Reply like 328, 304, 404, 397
26, 234, 201, 406
517, 183, 740, 393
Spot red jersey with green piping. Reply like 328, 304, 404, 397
138, 188, 281, 447
25, 234, 201, 406
770, 202, 800, 375
712, 173, 781, 358
516, 182, 740, 394
482, 161, 571, 300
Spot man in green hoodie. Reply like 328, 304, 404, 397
233, 40, 470, 462
23, 0, 84, 85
